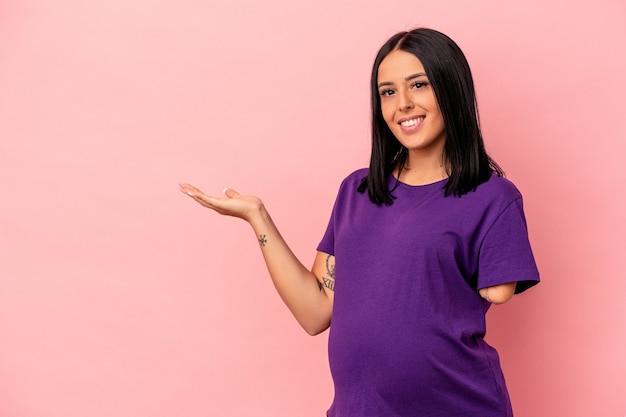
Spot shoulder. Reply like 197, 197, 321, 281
456, 173, 526, 219
328, 168, 370, 209
337, 168, 369, 191
342, 168, 369, 184
472, 173, 523, 203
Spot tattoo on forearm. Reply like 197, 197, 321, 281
258, 234, 267, 247
316, 277, 335, 292
323, 277, 335, 291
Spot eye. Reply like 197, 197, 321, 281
379, 88, 395, 97
411, 81, 428, 89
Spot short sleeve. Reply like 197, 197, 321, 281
317, 203, 336, 256
317, 171, 361, 256
477, 197, 540, 294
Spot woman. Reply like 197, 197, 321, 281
180, 28, 539, 417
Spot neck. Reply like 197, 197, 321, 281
395, 150, 448, 186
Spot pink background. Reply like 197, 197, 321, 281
1, 0, 624, 416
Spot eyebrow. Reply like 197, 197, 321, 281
378, 72, 427, 88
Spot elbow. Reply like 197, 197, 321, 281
295, 304, 332, 335
304, 326, 326, 336
301, 319, 330, 336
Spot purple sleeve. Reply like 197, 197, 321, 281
477, 198, 540, 293
317, 174, 354, 256
317, 197, 337, 256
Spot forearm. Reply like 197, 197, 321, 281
178, 183, 332, 334
248, 206, 332, 335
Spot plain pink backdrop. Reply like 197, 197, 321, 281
1, 1, 624, 416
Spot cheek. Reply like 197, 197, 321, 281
428, 105, 444, 129
435, 111, 446, 131
380, 102, 395, 125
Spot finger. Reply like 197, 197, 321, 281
179, 184, 217, 206
179, 183, 233, 213
189, 195, 225, 212
179, 183, 202, 195
223, 188, 240, 198
180, 184, 213, 201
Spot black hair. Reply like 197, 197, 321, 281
357, 28, 504, 205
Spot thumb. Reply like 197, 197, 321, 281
223, 188, 240, 198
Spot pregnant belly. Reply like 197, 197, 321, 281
327, 320, 508, 414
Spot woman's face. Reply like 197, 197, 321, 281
377, 49, 445, 156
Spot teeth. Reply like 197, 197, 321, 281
400, 117, 423, 127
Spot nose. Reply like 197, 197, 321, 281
398, 90, 414, 111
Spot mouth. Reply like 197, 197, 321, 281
398, 116, 425, 128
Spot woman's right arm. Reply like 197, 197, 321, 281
179, 184, 334, 335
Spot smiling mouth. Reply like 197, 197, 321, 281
399, 116, 424, 127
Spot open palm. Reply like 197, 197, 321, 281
179, 183, 262, 222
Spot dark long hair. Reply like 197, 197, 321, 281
358, 28, 504, 205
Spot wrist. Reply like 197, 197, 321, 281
247, 202, 271, 229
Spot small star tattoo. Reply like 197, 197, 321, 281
258, 234, 267, 247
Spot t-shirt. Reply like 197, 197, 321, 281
317, 169, 540, 417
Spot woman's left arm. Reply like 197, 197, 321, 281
479, 282, 517, 304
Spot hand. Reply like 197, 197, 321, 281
179, 183, 263, 222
